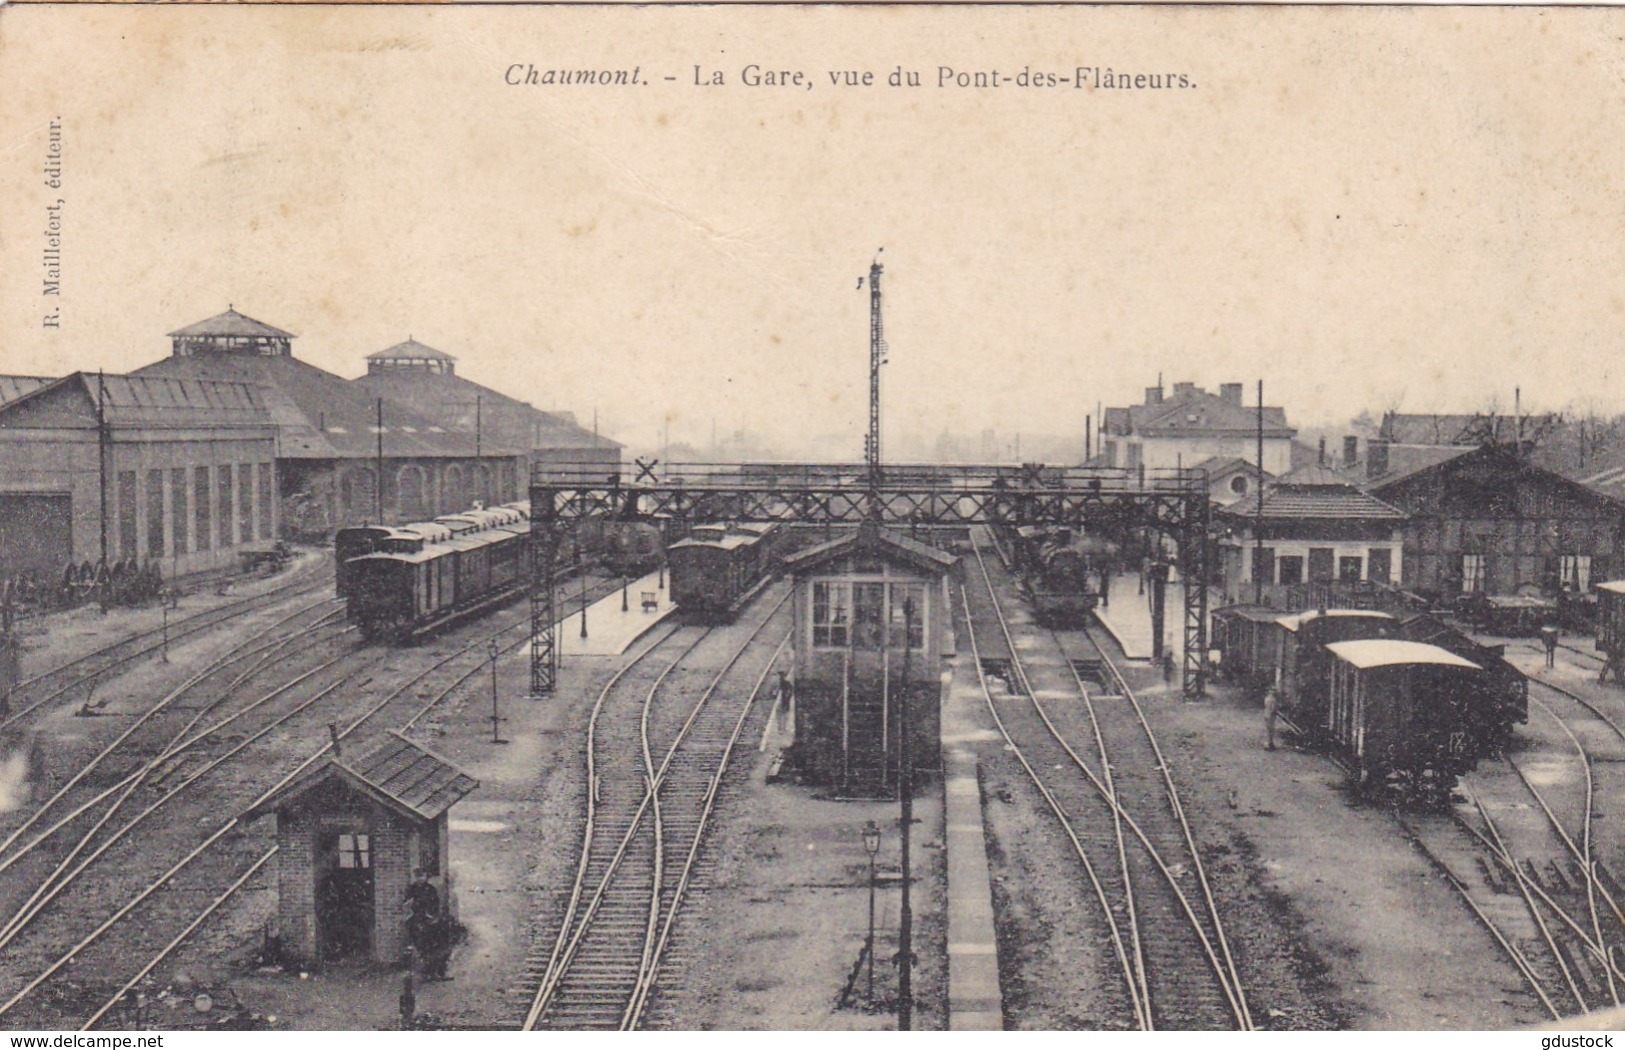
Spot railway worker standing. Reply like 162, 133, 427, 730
406, 870, 443, 977
1263, 679, 1280, 751
1541, 623, 1559, 668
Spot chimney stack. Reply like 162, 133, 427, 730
1145, 386, 1164, 406
1367, 439, 1390, 479
1317, 437, 1326, 466
1219, 383, 1243, 406
1173, 381, 1197, 398
1343, 435, 1359, 468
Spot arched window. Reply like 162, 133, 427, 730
473, 464, 493, 506
397, 464, 427, 520
444, 464, 465, 513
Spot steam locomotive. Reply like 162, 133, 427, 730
1003, 525, 1114, 626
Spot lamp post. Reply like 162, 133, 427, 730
579, 576, 589, 639
622, 574, 629, 613
160, 587, 170, 663
488, 638, 507, 744
896, 597, 915, 1031
862, 820, 880, 1002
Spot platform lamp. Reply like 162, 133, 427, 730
862, 819, 881, 1002
489, 638, 507, 744
622, 574, 629, 613
579, 575, 589, 639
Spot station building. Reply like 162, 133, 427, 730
1216, 463, 1408, 608
350, 338, 622, 481
134, 310, 527, 538
781, 525, 956, 794
244, 732, 477, 967
1099, 380, 1296, 476
0, 372, 277, 579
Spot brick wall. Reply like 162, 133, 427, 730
270, 782, 433, 967
372, 814, 412, 965
276, 810, 318, 961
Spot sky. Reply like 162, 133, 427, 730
3, 5, 1624, 459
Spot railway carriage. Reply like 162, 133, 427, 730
1210, 605, 1283, 695
1272, 609, 1397, 740
336, 500, 532, 643
1324, 639, 1489, 805
344, 523, 529, 642
667, 522, 783, 623
1223, 602, 1528, 804
1392, 611, 1528, 750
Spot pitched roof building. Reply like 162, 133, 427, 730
1217, 463, 1408, 607
135, 309, 527, 536
243, 731, 478, 967
350, 337, 621, 476
0, 371, 278, 578
1100, 380, 1297, 476
1358, 443, 1625, 599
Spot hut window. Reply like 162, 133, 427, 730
887, 583, 927, 650
1461, 554, 1486, 594
852, 583, 886, 649
812, 581, 849, 648
1277, 556, 1303, 586
1339, 556, 1363, 583
1561, 554, 1592, 593
336, 833, 371, 870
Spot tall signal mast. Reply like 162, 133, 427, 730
866, 253, 886, 494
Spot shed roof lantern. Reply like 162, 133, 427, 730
168, 307, 296, 358
366, 338, 458, 376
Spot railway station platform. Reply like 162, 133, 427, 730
941, 657, 1006, 1030
554, 571, 677, 657
1092, 572, 1185, 662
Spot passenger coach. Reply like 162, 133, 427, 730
336, 501, 530, 642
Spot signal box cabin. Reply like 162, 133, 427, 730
242, 732, 477, 968
782, 525, 957, 795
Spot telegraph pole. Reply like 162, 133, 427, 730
96, 372, 110, 613
866, 251, 886, 515
375, 397, 386, 524
896, 596, 914, 1030
1254, 380, 1265, 605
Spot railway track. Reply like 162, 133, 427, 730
1394, 667, 1625, 1023
0, 566, 335, 736
0, 575, 626, 1028
964, 530, 1250, 1030
522, 584, 791, 1030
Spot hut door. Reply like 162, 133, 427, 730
317, 832, 375, 959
